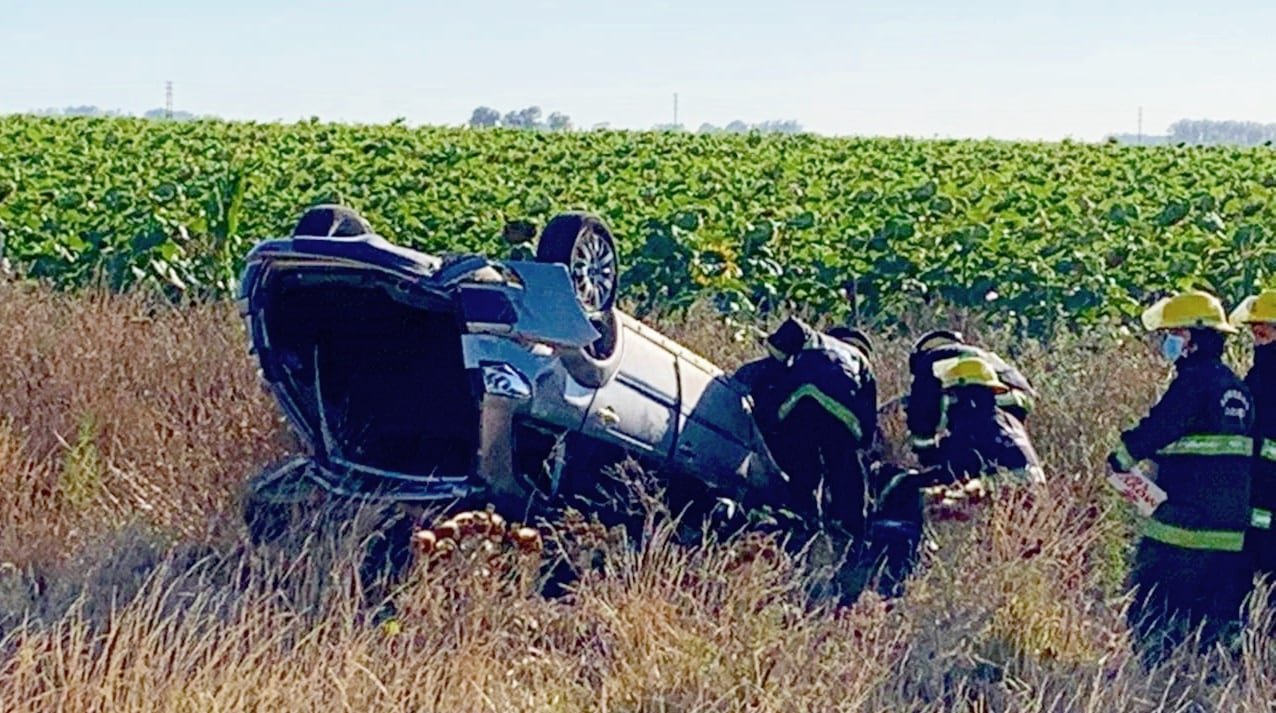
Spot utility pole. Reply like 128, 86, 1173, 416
673, 93, 679, 129
165, 81, 174, 120
1137, 106, 1143, 145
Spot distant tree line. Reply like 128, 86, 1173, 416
696, 119, 805, 135
651, 119, 806, 134
467, 106, 572, 130
28, 106, 205, 121
469, 106, 805, 135
1166, 119, 1276, 146
38, 105, 1276, 147
1109, 119, 1276, 147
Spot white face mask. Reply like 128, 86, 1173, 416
1160, 333, 1188, 363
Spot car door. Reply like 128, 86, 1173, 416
578, 314, 680, 463
673, 353, 779, 493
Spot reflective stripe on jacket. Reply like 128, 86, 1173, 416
1108, 352, 1254, 552
749, 332, 877, 447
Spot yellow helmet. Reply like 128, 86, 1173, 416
1229, 289, 1276, 326
1140, 290, 1237, 334
933, 356, 1009, 392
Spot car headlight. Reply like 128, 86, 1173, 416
481, 362, 533, 400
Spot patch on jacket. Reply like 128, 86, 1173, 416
1221, 388, 1251, 423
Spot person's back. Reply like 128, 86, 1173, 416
907, 330, 1036, 465
923, 355, 1045, 485
937, 384, 1045, 486
739, 318, 877, 536
789, 332, 878, 442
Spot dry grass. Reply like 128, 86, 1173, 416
0, 283, 1273, 711
0, 282, 291, 563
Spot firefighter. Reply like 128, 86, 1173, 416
928, 355, 1046, 487
861, 356, 1045, 599
736, 317, 878, 538
906, 330, 1037, 468
1107, 289, 1255, 667
1230, 289, 1276, 580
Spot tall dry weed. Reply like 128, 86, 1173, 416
0, 282, 291, 567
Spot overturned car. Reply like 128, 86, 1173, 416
238, 207, 789, 541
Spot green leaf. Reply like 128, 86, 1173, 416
131, 231, 166, 253
1154, 199, 1190, 227
1196, 211, 1225, 233
673, 211, 701, 231
786, 211, 816, 230
912, 181, 937, 201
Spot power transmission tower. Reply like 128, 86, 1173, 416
165, 81, 174, 120
673, 93, 679, 129
1137, 106, 1143, 145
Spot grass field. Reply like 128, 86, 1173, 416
0, 281, 1273, 711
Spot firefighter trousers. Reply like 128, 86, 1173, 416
1126, 538, 1251, 668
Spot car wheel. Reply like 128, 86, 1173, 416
538, 212, 623, 385
536, 212, 619, 316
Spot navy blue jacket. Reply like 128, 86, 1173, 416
1243, 345, 1276, 537
1109, 349, 1254, 551
907, 343, 1036, 460
931, 386, 1045, 485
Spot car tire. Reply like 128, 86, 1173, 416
536, 212, 619, 316
538, 212, 623, 386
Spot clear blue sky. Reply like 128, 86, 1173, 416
4, 0, 1275, 140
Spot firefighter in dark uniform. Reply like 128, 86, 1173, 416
1107, 290, 1255, 667
928, 355, 1046, 487
857, 357, 1045, 598
906, 330, 1037, 468
1230, 289, 1276, 580
735, 318, 878, 538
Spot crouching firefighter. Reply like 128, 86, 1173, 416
929, 355, 1046, 487
906, 330, 1037, 468
734, 318, 878, 539
856, 356, 1045, 598
1107, 289, 1255, 668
